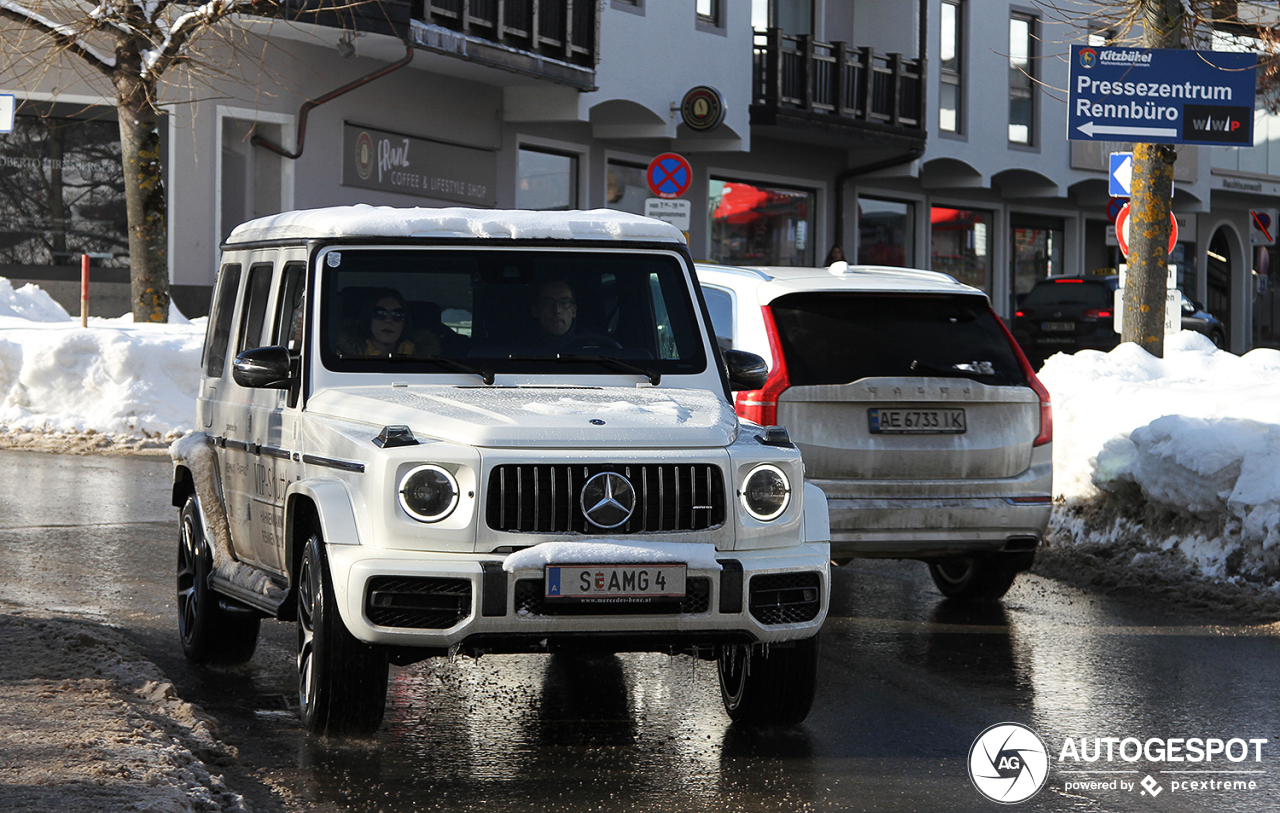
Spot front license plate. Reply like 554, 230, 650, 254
1042, 321, 1074, 332
545, 564, 687, 603
868, 407, 966, 434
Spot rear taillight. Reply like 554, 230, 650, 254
1014, 310, 1025, 318
1082, 308, 1113, 320
992, 308, 1052, 447
734, 305, 790, 426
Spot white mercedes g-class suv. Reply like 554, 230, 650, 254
171, 206, 830, 736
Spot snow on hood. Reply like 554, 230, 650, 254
305, 385, 739, 449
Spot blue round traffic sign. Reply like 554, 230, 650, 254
647, 153, 692, 199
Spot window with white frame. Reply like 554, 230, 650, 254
1009, 13, 1035, 145
517, 147, 578, 211
940, 0, 963, 133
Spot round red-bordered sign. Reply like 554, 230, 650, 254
1115, 202, 1178, 257
647, 153, 693, 199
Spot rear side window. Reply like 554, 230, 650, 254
1020, 281, 1112, 308
203, 263, 242, 377
770, 292, 1026, 387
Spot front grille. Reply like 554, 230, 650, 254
514, 577, 711, 616
487, 463, 726, 534
366, 576, 472, 629
749, 572, 822, 625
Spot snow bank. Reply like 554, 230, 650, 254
0, 280, 204, 438
504, 541, 723, 572
1038, 332, 1280, 581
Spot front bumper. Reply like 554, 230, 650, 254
326, 542, 830, 653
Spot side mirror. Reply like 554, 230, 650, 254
233, 346, 293, 389
724, 349, 769, 391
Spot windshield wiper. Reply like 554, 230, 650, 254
910, 359, 997, 380
509, 354, 661, 385
385, 354, 495, 385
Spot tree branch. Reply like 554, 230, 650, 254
0, 0, 117, 76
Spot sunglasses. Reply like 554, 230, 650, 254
373, 307, 406, 322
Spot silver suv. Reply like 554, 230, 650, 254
170, 207, 830, 736
698, 262, 1052, 601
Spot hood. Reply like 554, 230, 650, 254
306, 385, 740, 449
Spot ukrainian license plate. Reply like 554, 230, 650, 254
544, 564, 687, 603
1042, 321, 1074, 331
868, 407, 966, 434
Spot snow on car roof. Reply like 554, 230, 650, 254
696, 262, 982, 297
225, 205, 686, 245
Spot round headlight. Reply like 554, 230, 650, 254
741, 464, 791, 521
398, 465, 459, 523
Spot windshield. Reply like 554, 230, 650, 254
317, 247, 707, 377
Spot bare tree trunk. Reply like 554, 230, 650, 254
1122, 0, 1184, 357
115, 74, 169, 323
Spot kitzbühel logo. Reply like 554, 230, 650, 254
1079, 47, 1097, 69
969, 723, 1051, 803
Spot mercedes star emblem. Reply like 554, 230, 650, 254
580, 472, 637, 529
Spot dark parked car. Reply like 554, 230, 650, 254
1013, 275, 1225, 367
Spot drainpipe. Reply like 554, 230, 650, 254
833, 145, 925, 250
252, 44, 416, 159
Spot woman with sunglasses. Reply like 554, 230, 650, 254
338, 288, 434, 357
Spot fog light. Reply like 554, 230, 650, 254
398, 465, 459, 523
741, 464, 791, 521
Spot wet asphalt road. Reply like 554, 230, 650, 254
2, 448, 1280, 812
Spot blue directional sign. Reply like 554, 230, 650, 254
1069, 46, 1257, 146
1109, 152, 1133, 197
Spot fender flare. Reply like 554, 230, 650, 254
802, 482, 831, 545
285, 478, 363, 553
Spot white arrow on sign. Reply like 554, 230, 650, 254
1077, 121, 1178, 139
1111, 154, 1133, 196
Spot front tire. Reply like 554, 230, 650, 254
717, 635, 820, 727
297, 533, 388, 737
176, 496, 259, 664
927, 557, 1020, 602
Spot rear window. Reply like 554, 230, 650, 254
1020, 280, 1113, 308
770, 292, 1026, 387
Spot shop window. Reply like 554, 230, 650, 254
0, 105, 128, 269
1009, 13, 1036, 145
221, 117, 286, 242
858, 198, 914, 267
931, 207, 990, 292
940, 0, 963, 133
709, 179, 815, 267
1010, 215, 1063, 311
606, 160, 649, 215
517, 147, 578, 211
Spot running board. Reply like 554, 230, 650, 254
210, 571, 289, 616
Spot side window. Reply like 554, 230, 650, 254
203, 263, 242, 377
703, 285, 735, 351
237, 263, 274, 353
274, 262, 307, 352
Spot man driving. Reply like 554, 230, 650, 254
532, 278, 578, 345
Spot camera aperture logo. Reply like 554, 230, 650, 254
969, 723, 1050, 804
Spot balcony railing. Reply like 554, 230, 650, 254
419, 0, 596, 68
753, 29, 924, 133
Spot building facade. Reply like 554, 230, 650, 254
0, 0, 1277, 352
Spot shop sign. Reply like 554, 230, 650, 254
680, 86, 725, 132
342, 123, 497, 206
